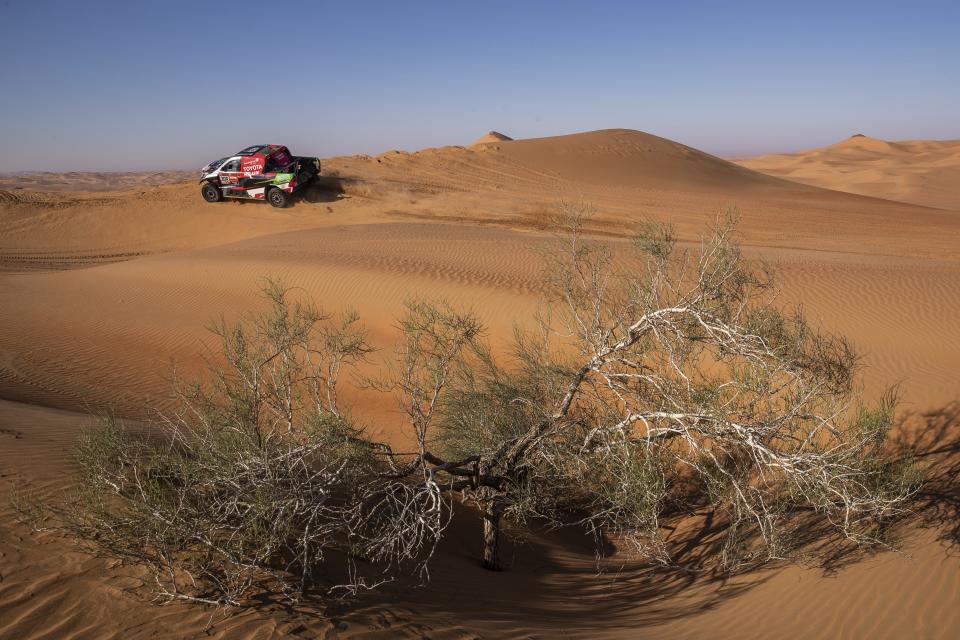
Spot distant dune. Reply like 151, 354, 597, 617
470, 130, 514, 146
737, 134, 960, 209
0, 170, 194, 192
488, 128, 789, 189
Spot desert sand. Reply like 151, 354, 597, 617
737, 134, 960, 210
0, 170, 195, 192
1, 129, 959, 639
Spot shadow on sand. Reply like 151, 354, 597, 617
895, 401, 960, 554
297, 175, 346, 204
304, 401, 960, 636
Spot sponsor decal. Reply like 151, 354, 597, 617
271, 173, 294, 185
241, 156, 264, 174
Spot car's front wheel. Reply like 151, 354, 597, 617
201, 182, 222, 203
268, 188, 288, 208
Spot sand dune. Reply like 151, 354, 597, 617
4, 129, 959, 260
2, 129, 960, 638
321, 129, 960, 257
737, 134, 960, 210
489, 128, 786, 189
470, 130, 514, 146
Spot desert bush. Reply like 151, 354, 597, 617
60, 282, 386, 605
51, 205, 919, 606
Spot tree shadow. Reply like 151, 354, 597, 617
309, 401, 960, 636
315, 503, 772, 637
783, 401, 960, 573
893, 401, 960, 555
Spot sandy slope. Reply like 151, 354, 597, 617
1, 224, 957, 423
737, 134, 960, 210
2, 129, 960, 639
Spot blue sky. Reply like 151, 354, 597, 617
1, 0, 957, 171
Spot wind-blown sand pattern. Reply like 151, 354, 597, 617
2, 129, 959, 638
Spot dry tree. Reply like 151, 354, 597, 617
432, 205, 919, 569
62, 281, 384, 605
50, 205, 919, 607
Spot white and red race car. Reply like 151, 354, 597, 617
199, 145, 320, 208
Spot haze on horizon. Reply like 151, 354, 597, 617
1, 0, 958, 172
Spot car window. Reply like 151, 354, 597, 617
266, 150, 292, 172
221, 159, 240, 172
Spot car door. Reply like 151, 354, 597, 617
218, 159, 243, 191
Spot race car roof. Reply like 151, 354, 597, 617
237, 144, 287, 156
237, 145, 268, 156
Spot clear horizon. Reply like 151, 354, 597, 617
1, 0, 958, 172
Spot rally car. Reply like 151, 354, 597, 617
199, 144, 320, 208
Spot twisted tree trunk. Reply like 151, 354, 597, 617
482, 498, 505, 571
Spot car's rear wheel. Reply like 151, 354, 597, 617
268, 188, 288, 208
201, 183, 222, 203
